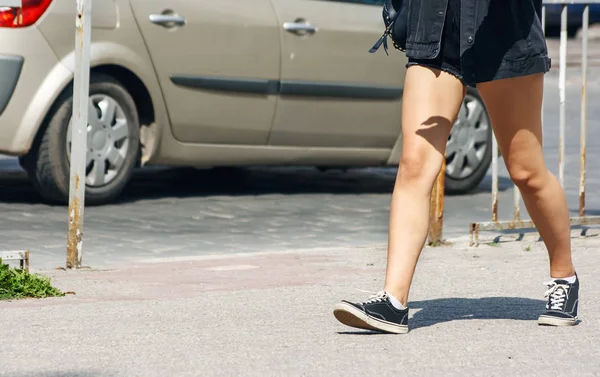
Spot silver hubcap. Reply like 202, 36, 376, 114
66, 94, 130, 187
446, 94, 490, 179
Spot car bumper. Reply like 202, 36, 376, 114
0, 26, 71, 156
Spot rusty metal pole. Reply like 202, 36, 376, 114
428, 158, 446, 245
468, 2, 600, 245
491, 134, 499, 222
580, 5, 589, 217
66, 0, 92, 269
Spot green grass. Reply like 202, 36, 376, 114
428, 240, 453, 247
0, 259, 65, 300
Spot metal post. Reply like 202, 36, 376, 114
513, 187, 521, 221
580, 5, 589, 217
0, 250, 30, 273
66, 0, 92, 269
541, 5, 545, 136
428, 158, 446, 245
469, 1, 600, 244
491, 135, 498, 222
558, 4, 567, 187
542, 4, 546, 35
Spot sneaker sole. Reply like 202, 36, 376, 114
333, 302, 409, 334
537, 315, 578, 326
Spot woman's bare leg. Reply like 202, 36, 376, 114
383, 65, 466, 305
477, 74, 575, 278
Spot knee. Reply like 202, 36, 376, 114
508, 164, 548, 192
398, 153, 441, 189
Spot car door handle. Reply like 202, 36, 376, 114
283, 21, 317, 35
149, 14, 186, 27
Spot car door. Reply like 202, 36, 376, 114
267, 0, 406, 149
129, 0, 281, 145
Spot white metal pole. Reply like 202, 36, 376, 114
558, 4, 567, 187
542, 5, 545, 128
66, 0, 92, 269
491, 135, 498, 222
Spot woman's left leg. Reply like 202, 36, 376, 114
477, 73, 579, 326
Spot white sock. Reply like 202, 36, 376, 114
552, 275, 576, 284
386, 291, 407, 310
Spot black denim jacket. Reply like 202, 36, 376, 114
406, 0, 551, 84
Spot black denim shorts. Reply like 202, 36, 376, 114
406, 0, 473, 86
404, 0, 551, 85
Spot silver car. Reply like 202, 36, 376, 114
0, 0, 491, 204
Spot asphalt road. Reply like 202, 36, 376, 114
2, 40, 600, 270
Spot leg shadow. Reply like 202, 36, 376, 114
335, 297, 545, 335
409, 296, 545, 330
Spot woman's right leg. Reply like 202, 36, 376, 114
384, 64, 466, 305
333, 64, 466, 334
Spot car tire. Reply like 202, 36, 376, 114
21, 73, 140, 205
444, 87, 492, 194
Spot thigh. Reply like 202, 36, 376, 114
400, 64, 466, 177
476, 73, 545, 171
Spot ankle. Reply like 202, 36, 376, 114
383, 288, 408, 307
550, 265, 576, 279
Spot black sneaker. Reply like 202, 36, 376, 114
333, 291, 409, 334
538, 274, 579, 326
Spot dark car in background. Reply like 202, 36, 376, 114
544, 4, 600, 36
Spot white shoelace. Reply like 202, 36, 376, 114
360, 290, 388, 305
544, 281, 570, 311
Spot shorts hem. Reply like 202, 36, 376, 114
405, 61, 474, 87
475, 56, 552, 85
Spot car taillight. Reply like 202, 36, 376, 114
0, 0, 52, 28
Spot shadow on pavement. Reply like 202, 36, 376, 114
408, 296, 545, 329
8, 373, 105, 377
120, 167, 397, 203
338, 296, 545, 335
0, 170, 42, 204
0, 166, 397, 205
0, 165, 514, 205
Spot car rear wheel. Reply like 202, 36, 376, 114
444, 87, 492, 194
21, 73, 140, 205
